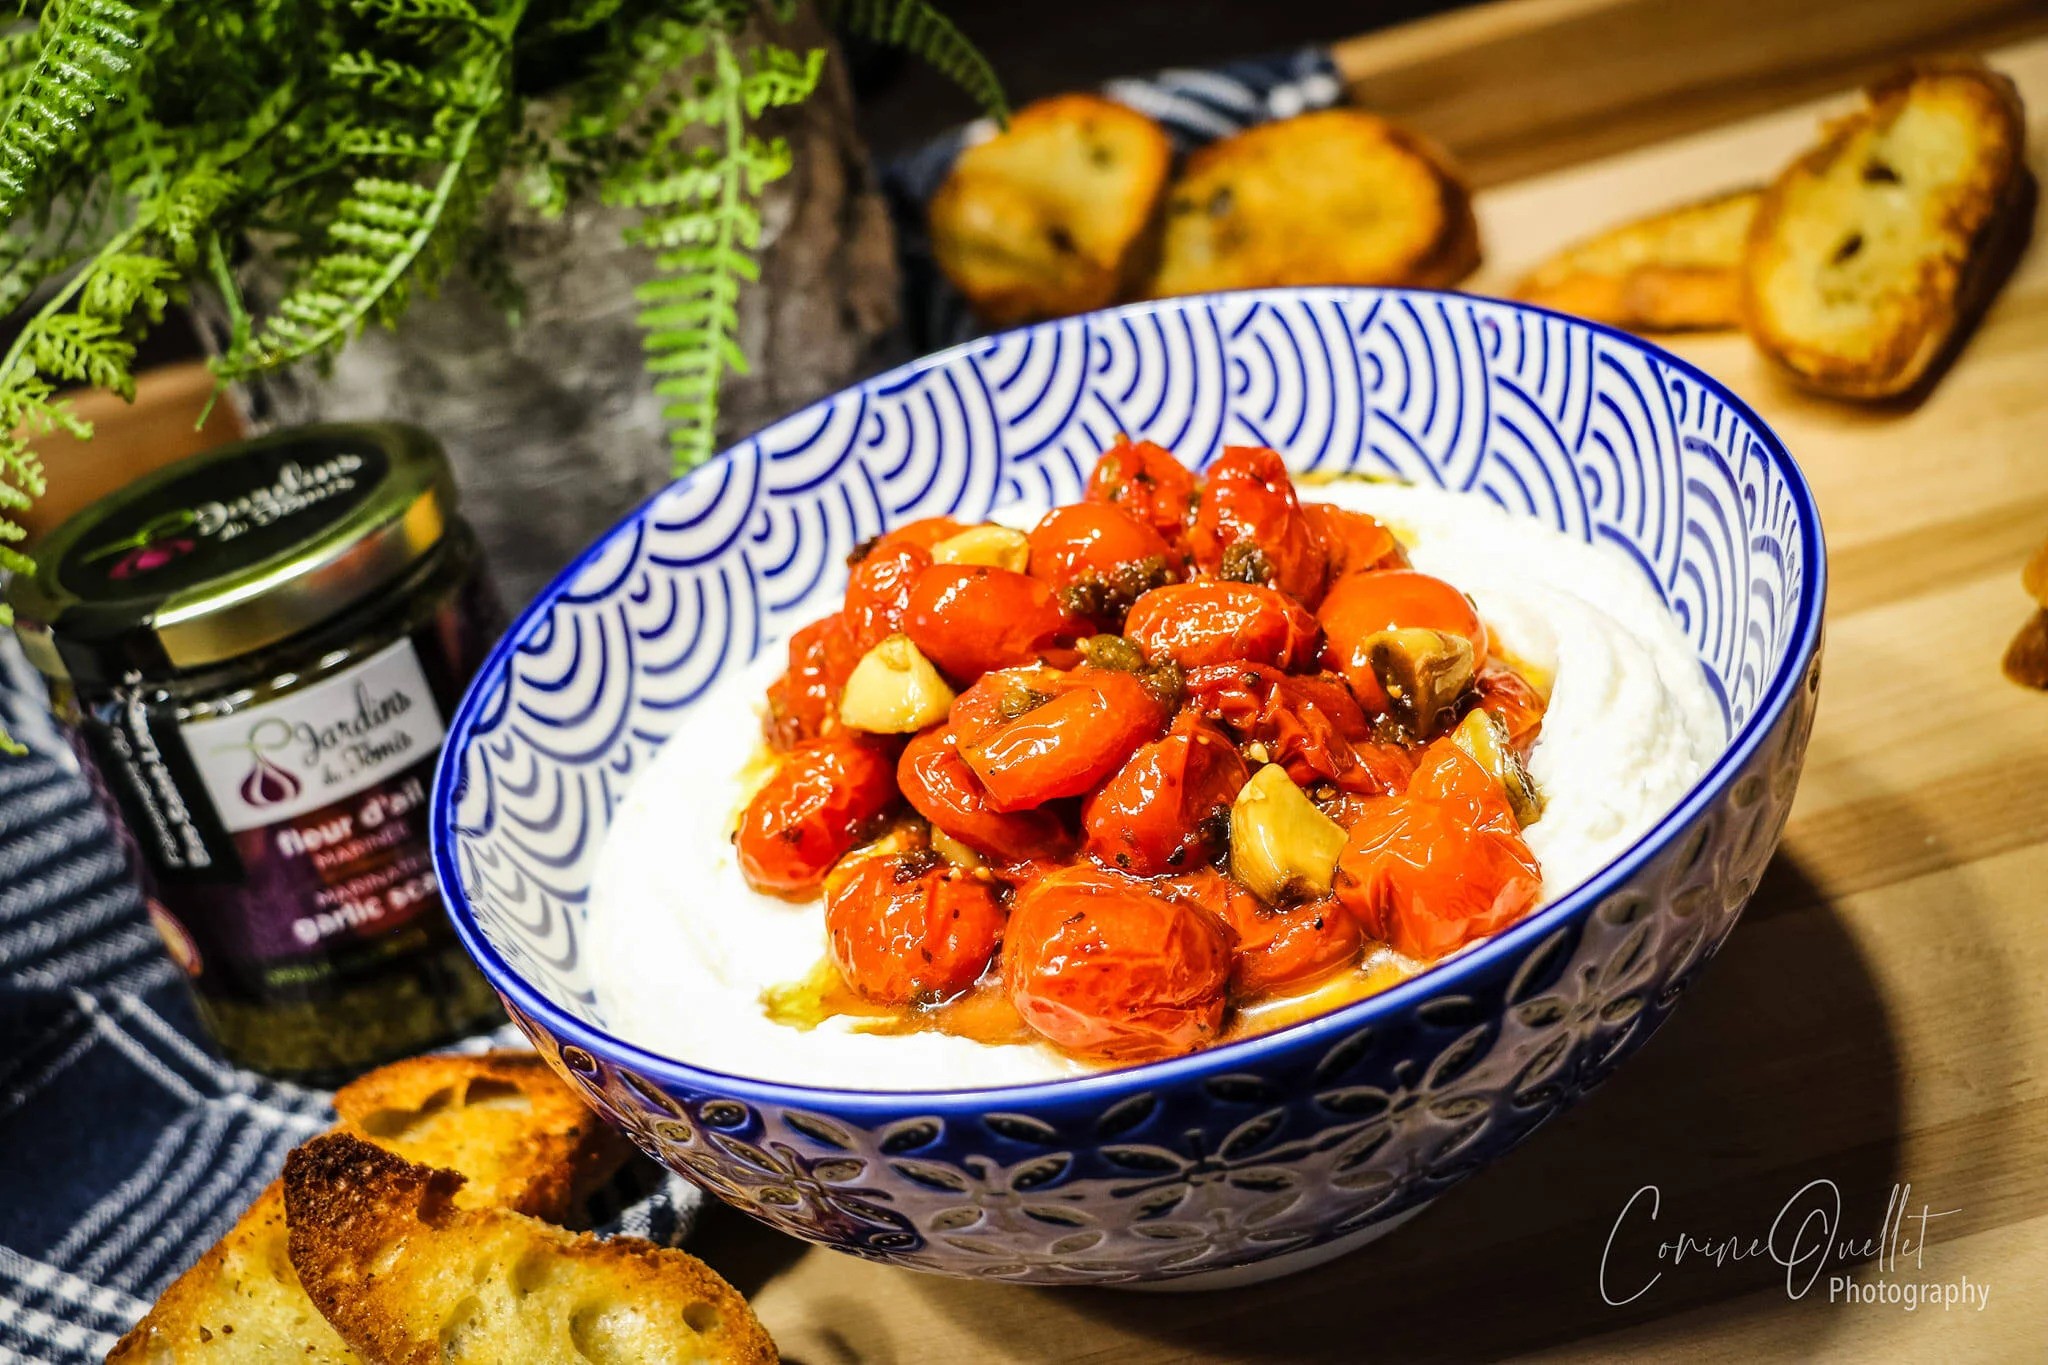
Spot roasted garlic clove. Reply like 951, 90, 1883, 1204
1450, 707, 1545, 826
929, 825, 986, 869
1230, 764, 1347, 904
839, 634, 956, 733
1367, 627, 1476, 741
933, 524, 1031, 573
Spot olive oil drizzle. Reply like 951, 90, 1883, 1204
761, 946, 1417, 1059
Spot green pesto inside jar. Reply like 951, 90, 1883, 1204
10, 424, 507, 1085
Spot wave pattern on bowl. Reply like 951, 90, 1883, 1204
436, 288, 1822, 1284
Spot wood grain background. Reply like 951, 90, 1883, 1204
687, 17, 2048, 1363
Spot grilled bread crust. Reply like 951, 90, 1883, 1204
284, 1135, 775, 1365
107, 1052, 633, 1364
1143, 109, 1480, 299
1741, 57, 2031, 399
1513, 187, 1762, 331
929, 93, 1174, 325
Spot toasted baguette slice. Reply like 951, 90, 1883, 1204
929, 93, 1173, 325
1512, 188, 1761, 331
1144, 109, 1479, 299
331, 1051, 632, 1217
108, 1052, 633, 1364
285, 1134, 774, 1365
1741, 57, 2031, 398
108, 1181, 354, 1365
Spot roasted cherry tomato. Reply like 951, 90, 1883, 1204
1124, 582, 1320, 671
1317, 569, 1488, 715
1304, 504, 1408, 580
947, 665, 1063, 746
1169, 870, 1365, 998
1004, 865, 1233, 1061
903, 565, 1084, 683
1184, 664, 1413, 797
864, 515, 965, 557
763, 611, 860, 749
1332, 743, 1540, 961
1189, 446, 1327, 604
825, 852, 1005, 1005
1408, 737, 1521, 827
1475, 663, 1547, 755
1027, 502, 1180, 627
1028, 503, 1178, 589
961, 668, 1168, 810
735, 736, 899, 897
898, 726, 1075, 864
1081, 711, 1249, 875
845, 543, 933, 651
1086, 438, 1199, 548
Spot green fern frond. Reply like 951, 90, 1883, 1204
335, 126, 450, 161
221, 166, 448, 371
332, 51, 478, 110
0, 0, 1007, 757
146, 167, 241, 265
608, 28, 788, 474
604, 156, 728, 211
0, 0, 143, 220
559, 16, 708, 148
30, 312, 135, 394
351, 0, 492, 35
828, 0, 1005, 121
738, 44, 823, 116
80, 250, 174, 321
540, 0, 627, 35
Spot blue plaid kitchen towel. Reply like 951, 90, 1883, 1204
0, 635, 702, 1365
0, 47, 1340, 1363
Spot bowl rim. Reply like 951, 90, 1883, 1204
431, 285, 1828, 1119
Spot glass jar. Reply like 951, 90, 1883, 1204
9, 424, 506, 1084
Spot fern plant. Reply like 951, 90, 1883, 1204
0, 0, 1002, 752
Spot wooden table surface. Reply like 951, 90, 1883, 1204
692, 31, 2048, 1365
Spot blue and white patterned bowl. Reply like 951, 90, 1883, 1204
432, 287, 1825, 1287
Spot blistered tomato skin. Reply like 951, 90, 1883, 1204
735, 736, 900, 897
764, 612, 861, 749
1332, 744, 1540, 961
825, 853, 1005, 1005
1028, 503, 1179, 591
1317, 569, 1488, 714
1168, 869, 1365, 998
898, 727, 1076, 864
1305, 504, 1409, 580
961, 669, 1169, 810
947, 666, 1062, 746
1124, 582, 1321, 671
904, 566, 1084, 683
1086, 439, 1199, 548
845, 544, 934, 652
1081, 714, 1249, 876
1003, 865, 1234, 1062
1476, 664, 1547, 754
1190, 446, 1327, 604
1184, 664, 1413, 797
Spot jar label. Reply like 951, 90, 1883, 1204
180, 638, 446, 831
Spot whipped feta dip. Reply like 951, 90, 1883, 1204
585, 482, 1725, 1091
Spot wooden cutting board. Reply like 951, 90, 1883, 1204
693, 35, 2048, 1364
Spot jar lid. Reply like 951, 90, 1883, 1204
9, 423, 454, 687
